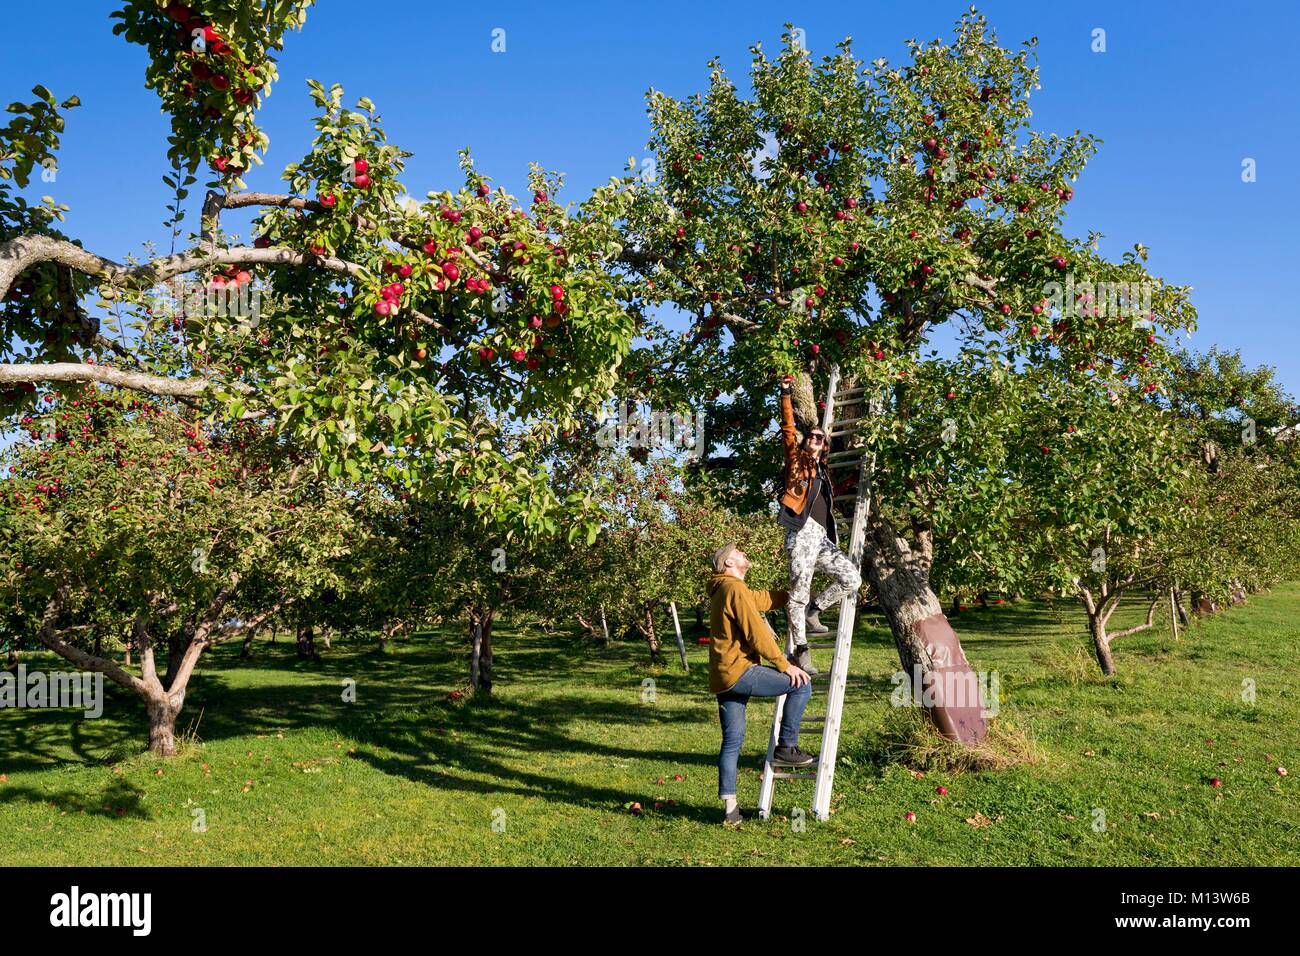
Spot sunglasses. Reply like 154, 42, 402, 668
807, 433, 826, 444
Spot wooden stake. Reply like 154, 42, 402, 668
669, 601, 688, 672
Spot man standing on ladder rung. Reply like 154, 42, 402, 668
777, 376, 863, 673
707, 542, 814, 827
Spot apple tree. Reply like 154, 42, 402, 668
0, 384, 362, 754
1, 1, 638, 542
616, 12, 1195, 729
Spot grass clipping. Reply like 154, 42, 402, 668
860, 706, 1041, 775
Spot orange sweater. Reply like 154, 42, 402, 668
707, 573, 790, 693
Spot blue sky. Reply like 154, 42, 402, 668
4, 0, 1298, 393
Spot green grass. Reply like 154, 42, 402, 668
1, 584, 1297, 866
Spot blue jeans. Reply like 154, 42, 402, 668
716, 665, 813, 799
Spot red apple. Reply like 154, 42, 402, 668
353, 173, 370, 188
905, 811, 917, 823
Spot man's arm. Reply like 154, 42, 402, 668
748, 588, 790, 614
735, 590, 790, 672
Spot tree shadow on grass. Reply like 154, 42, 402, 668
3, 626, 911, 816
0, 777, 147, 818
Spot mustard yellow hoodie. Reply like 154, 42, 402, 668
707, 573, 790, 694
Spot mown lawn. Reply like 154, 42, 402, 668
1, 584, 1296, 866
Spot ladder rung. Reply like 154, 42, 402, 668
770, 772, 817, 780
833, 386, 866, 398
831, 416, 867, 428
809, 642, 837, 649
826, 448, 861, 459
832, 494, 857, 503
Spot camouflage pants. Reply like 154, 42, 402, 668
784, 518, 862, 647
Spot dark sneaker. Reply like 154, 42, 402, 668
773, 745, 817, 767
788, 643, 820, 675
805, 607, 830, 635
723, 805, 744, 827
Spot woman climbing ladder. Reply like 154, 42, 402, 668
776, 376, 862, 674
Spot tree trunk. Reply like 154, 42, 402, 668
469, 607, 496, 694
146, 695, 180, 757
296, 623, 317, 660
1088, 613, 1116, 676
861, 509, 987, 744
642, 608, 664, 664
949, 594, 962, 616
470, 616, 481, 689
1173, 589, 1191, 627
240, 624, 257, 660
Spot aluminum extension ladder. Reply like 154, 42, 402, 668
758, 365, 877, 822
